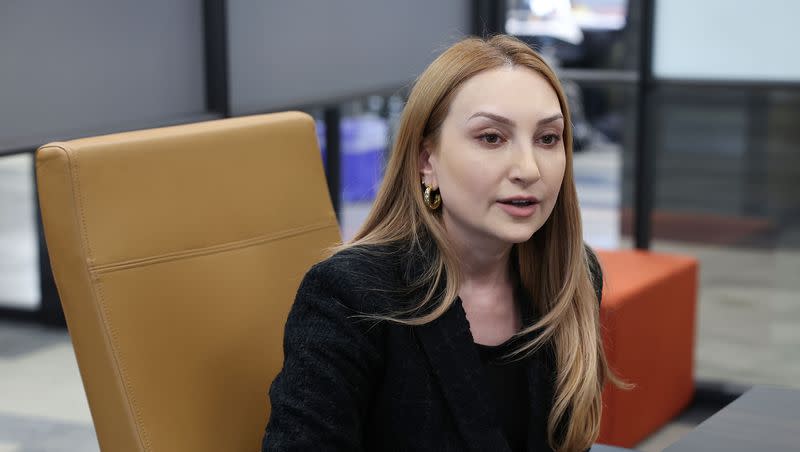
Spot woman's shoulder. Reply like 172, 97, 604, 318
311, 242, 404, 281
299, 242, 408, 311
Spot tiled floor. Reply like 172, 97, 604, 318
0, 322, 97, 452
654, 240, 800, 389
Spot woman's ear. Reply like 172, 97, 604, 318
419, 140, 437, 187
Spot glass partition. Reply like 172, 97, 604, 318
0, 153, 40, 310
650, 86, 800, 388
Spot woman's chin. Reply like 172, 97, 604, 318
496, 227, 540, 245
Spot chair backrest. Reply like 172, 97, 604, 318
36, 112, 341, 452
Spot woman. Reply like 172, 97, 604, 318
263, 35, 620, 451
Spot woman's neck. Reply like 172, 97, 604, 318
448, 234, 513, 293
446, 235, 521, 344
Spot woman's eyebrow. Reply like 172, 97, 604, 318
467, 112, 564, 127
538, 114, 564, 126
468, 111, 515, 126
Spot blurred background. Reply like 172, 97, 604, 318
1, 0, 798, 451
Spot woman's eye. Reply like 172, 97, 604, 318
539, 134, 561, 146
480, 133, 502, 145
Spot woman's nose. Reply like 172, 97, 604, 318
509, 145, 541, 185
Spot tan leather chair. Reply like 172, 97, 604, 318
36, 112, 341, 452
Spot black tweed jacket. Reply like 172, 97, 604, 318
262, 240, 603, 452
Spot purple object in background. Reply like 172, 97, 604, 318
315, 119, 327, 166
316, 115, 388, 202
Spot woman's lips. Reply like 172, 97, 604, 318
496, 200, 539, 217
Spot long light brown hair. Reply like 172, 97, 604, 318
338, 35, 622, 451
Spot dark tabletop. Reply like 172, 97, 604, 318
665, 385, 800, 452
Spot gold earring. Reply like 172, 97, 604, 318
423, 184, 441, 210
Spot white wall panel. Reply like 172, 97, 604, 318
654, 0, 800, 81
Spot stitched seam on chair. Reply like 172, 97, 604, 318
67, 147, 151, 452
90, 220, 339, 274
94, 278, 153, 452
68, 150, 93, 263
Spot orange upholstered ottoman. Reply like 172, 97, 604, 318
595, 250, 699, 447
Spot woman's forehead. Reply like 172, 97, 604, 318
447, 66, 562, 123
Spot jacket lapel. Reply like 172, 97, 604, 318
414, 297, 510, 452
400, 237, 509, 451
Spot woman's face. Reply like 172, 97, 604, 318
421, 66, 566, 249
